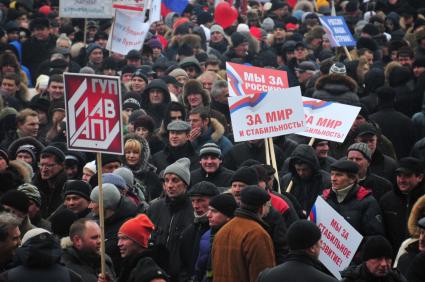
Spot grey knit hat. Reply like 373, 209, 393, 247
114, 167, 134, 188
347, 142, 372, 162
329, 62, 347, 75
90, 183, 121, 210
210, 24, 225, 36
199, 143, 221, 158
164, 158, 191, 185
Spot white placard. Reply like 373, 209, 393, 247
59, 0, 113, 18
296, 97, 361, 143
309, 196, 363, 279
228, 86, 306, 142
107, 9, 149, 55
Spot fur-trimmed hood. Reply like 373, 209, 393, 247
208, 118, 225, 142
7, 136, 45, 161
408, 194, 425, 238
315, 74, 358, 93
122, 133, 152, 173
180, 34, 203, 49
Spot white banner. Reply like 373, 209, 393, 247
296, 97, 360, 143
309, 196, 363, 279
59, 0, 113, 18
228, 87, 306, 142
107, 9, 149, 55
149, 0, 161, 24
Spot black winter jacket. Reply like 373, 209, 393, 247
322, 185, 385, 237
280, 144, 331, 213
152, 142, 200, 174
341, 263, 406, 282
257, 252, 338, 282
190, 166, 234, 188
379, 182, 425, 254
147, 194, 194, 279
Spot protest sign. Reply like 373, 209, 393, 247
297, 97, 360, 143
113, 0, 145, 11
59, 0, 113, 18
64, 73, 123, 155
226, 62, 289, 97
148, 0, 161, 23
309, 196, 363, 279
107, 9, 150, 55
229, 87, 305, 142
319, 16, 356, 47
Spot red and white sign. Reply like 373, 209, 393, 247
297, 97, 360, 143
228, 87, 306, 142
113, 0, 145, 11
309, 197, 363, 279
64, 73, 123, 155
226, 62, 289, 97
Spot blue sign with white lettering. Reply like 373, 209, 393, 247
319, 16, 356, 47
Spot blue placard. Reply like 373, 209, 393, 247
319, 16, 356, 47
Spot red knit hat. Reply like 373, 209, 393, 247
118, 214, 155, 248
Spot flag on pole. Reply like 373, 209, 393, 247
161, 0, 188, 16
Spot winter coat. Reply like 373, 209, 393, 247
1, 233, 82, 282
379, 181, 425, 254
280, 144, 331, 213
211, 208, 275, 282
141, 79, 172, 129
117, 251, 168, 282
61, 247, 115, 282
406, 251, 425, 282
313, 74, 360, 106
179, 217, 210, 281
341, 263, 406, 282
151, 142, 200, 174
147, 194, 194, 279
195, 228, 212, 282
123, 133, 163, 201
99, 197, 138, 274
22, 35, 57, 83
257, 252, 338, 282
32, 169, 68, 218
396, 240, 420, 276
411, 137, 425, 164
359, 171, 393, 201
263, 207, 288, 264
369, 149, 398, 184
210, 100, 230, 127
370, 107, 417, 159
322, 185, 385, 237
224, 141, 284, 171
190, 165, 234, 189
191, 119, 233, 156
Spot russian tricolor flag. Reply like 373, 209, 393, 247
161, 0, 189, 17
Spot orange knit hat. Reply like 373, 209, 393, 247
118, 214, 155, 248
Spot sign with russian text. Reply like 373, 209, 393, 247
228, 87, 305, 142
226, 62, 289, 97
296, 97, 360, 143
309, 196, 363, 279
106, 9, 149, 55
64, 73, 123, 155
59, 0, 113, 18
319, 16, 356, 47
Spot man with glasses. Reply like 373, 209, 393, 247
32, 146, 67, 218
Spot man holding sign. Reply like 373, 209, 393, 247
322, 160, 384, 237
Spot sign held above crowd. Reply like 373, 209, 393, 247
59, 0, 113, 18
319, 16, 356, 47
64, 73, 123, 155
229, 87, 306, 142
226, 62, 289, 97
297, 97, 360, 143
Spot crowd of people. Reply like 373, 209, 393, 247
0, 0, 425, 281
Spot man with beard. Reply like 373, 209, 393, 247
62, 219, 116, 282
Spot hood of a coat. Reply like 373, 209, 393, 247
123, 133, 151, 172
315, 73, 358, 94
16, 233, 62, 268
288, 144, 320, 174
